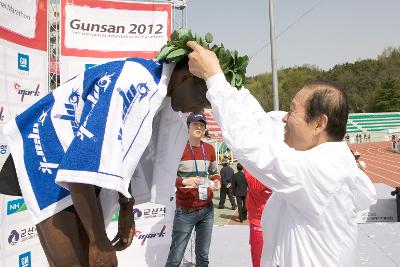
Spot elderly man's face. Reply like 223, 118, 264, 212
282, 89, 317, 151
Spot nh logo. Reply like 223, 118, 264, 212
7, 198, 26, 215
19, 251, 31, 267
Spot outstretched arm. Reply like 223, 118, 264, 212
186, 41, 297, 190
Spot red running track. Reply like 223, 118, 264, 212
349, 141, 400, 188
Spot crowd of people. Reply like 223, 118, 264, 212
345, 133, 371, 143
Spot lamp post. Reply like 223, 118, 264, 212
269, 0, 279, 110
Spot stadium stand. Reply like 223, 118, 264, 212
348, 112, 400, 133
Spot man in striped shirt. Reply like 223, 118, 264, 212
166, 112, 221, 267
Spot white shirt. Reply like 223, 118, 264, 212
205, 74, 376, 267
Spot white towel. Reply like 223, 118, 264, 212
4, 58, 187, 224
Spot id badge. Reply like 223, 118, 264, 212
198, 184, 208, 200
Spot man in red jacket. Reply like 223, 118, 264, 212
244, 168, 272, 267
166, 112, 221, 267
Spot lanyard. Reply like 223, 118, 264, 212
188, 142, 208, 178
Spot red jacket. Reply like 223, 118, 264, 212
244, 169, 272, 226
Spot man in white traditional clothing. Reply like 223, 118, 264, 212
186, 41, 376, 267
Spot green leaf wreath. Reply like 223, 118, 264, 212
156, 28, 249, 89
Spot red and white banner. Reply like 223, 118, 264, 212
0, 1, 48, 266
0, 0, 47, 51
60, 0, 172, 82
0, 0, 48, 167
0, 0, 37, 39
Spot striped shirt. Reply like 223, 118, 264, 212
175, 141, 220, 210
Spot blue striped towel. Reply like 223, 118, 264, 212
3, 58, 188, 224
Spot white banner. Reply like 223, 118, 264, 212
107, 201, 176, 267
65, 5, 169, 52
356, 183, 398, 223
0, 195, 175, 267
0, 0, 37, 38
60, 0, 172, 83
0, 1, 48, 266
0, 196, 47, 267
0, 0, 48, 170
0, 130, 8, 169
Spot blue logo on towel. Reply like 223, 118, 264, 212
117, 82, 150, 140
19, 251, 31, 267
137, 83, 150, 101
77, 72, 114, 141
18, 53, 29, 72
28, 110, 60, 174
54, 89, 80, 135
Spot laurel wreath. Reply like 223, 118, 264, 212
157, 28, 249, 89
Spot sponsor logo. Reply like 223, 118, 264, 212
7, 198, 27, 215
133, 208, 143, 219
0, 144, 7, 154
134, 225, 166, 246
54, 89, 80, 135
18, 53, 29, 72
111, 207, 166, 222
28, 111, 59, 174
13, 82, 40, 102
8, 230, 19, 245
19, 251, 31, 267
135, 207, 166, 220
8, 227, 37, 246
0, 106, 4, 121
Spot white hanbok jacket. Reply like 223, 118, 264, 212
205, 74, 376, 267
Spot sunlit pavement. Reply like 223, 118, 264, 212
212, 192, 248, 226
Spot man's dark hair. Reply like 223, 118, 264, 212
236, 163, 243, 171
303, 81, 349, 141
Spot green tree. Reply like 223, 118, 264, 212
244, 46, 400, 113
374, 79, 400, 112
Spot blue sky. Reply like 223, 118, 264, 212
186, 0, 400, 76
